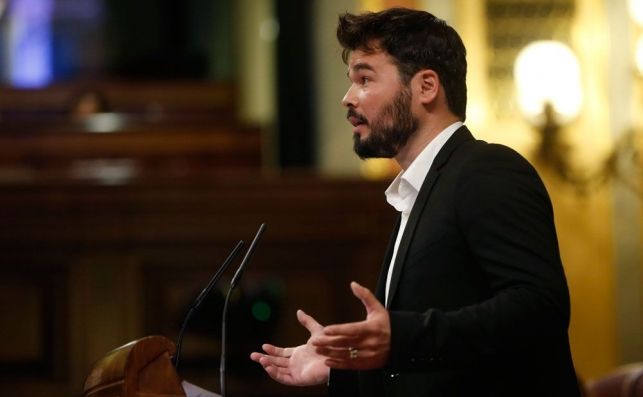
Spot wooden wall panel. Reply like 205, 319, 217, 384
0, 174, 395, 397
0, 261, 68, 381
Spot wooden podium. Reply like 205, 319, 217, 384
83, 335, 186, 397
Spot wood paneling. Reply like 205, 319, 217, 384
0, 124, 261, 179
0, 174, 396, 397
0, 263, 68, 379
0, 82, 261, 180
0, 82, 236, 120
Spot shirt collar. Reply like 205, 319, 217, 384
402, 121, 463, 192
385, 121, 463, 212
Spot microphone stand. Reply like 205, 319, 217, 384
220, 223, 267, 397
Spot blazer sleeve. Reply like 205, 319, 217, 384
328, 369, 359, 397
386, 144, 571, 371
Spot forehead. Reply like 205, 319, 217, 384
347, 49, 398, 72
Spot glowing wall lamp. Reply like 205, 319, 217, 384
514, 40, 587, 187
629, 0, 643, 76
515, 39, 641, 197
628, 0, 643, 26
514, 40, 583, 127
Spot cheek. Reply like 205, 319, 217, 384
357, 92, 380, 116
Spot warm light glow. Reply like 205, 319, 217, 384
514, 41, 583, 126
628, 0, 643, 26
635, 35, 643, 76
360, 0, 384, 11
359, 0, 417, 11
360, 158, 399, 180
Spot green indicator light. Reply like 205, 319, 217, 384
252, 301, 271, 322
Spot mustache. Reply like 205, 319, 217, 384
347, 108, 368, 124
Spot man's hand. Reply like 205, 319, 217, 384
250, 310, 330, 386
310, 282, 390, 370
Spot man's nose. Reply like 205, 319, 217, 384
342, 85, 358, 108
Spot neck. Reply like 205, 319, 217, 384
395, 115, 460, 170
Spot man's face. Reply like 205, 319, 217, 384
343, 49, 418, 159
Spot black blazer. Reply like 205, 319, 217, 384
329, 127, 581, 397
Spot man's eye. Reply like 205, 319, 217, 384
361, 76, 370, 84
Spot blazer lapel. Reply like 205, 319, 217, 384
375, 215, 401, 303
385, 126, 475, 308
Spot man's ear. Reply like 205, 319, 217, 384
415, 69, 439, 104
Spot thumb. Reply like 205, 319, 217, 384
296, 309, 323, 334
350, 281, 383, 315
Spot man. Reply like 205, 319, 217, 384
251, 8, 581, 397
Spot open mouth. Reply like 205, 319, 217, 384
347, 110, 367, 127
348, 116, 366, 127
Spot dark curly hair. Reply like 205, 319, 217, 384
337, 7, 467, 121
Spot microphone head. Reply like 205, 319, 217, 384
230, 223, 267, 289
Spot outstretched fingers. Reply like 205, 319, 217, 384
307, 282, 390, 371
250, 344, 291, 367
262, 343, 292, 358
251, 309, 336, 386
249, 345, 297, 384
297, 309, 323, 334
350, 281, 383, 316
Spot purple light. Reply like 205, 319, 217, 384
7, 0, 54, 88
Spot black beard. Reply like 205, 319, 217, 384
352, 86, 418, 159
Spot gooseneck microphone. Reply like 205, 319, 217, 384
173, 240, 245, 371
220, 223, 267, 397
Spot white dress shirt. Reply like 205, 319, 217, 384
383, 121, 463, 305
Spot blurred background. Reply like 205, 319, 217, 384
0, 0, 641, 396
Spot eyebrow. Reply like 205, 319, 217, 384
347, 62, 376, 78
